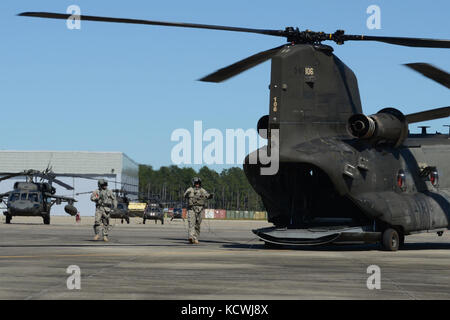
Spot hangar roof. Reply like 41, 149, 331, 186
0, 151, 138, 176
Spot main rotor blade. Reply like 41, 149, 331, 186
50, 178, 74, 190
33, 172, 74, 190
66, 174, 138, 188
20, 12, 450, 49
345, 35, 450, 48
200, 45, 286, 83
0, 173, 23, 182
406, 106, 450, 124
47, 194, 77, 202
75, 191, 93, 196
0, 170, 35, 182
19, 12, 284, 37
404, 63, 450, 89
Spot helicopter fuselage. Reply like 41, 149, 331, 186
4, 183, 50, 217
246, 135, 450, 234
244, 44, 449, 242
2, 180, 77, 224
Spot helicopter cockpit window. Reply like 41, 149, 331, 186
28, 193, 38, 202
10, 193, 20, 201
21, 193, 28, 200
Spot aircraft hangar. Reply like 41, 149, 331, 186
0, 151, 139, 217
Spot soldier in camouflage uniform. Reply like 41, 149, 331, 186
91, 179, 117, 242
184, 177, 213, 244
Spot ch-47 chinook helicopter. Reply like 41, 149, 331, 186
0, 169, 78, 224
19, 12, 450, 250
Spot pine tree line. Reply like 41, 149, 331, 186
138, 165, 265, 211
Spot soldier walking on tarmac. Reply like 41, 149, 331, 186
184, 177, 213, 244
91, 179, 117, 242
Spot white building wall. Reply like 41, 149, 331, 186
0, 151, 123, 175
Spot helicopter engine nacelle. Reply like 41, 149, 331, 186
64, 204, 78, 216
348, 108, 408, 147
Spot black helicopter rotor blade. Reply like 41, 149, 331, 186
0, 172, 23, 182
19, 12, 450, 49
0, 170, 35, 182
53, 174, 139, 188
406, 106, 450, 124
124, 190, 139, 195
344, 35, 450, 48
75, 191, 92, 196
33, 172, 74, 190
18, 12, 284, 37
404, 63, 450, 89
50, 178, 74, 190
200, 45, 286, 83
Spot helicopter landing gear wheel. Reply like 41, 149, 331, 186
5, 214, 12, 224
43, 215, 50, 225
161, 218, 164, 225
382, 228, 400, 251
125, 217, 130, 224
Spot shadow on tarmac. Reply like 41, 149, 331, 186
1, 235, 448, 251
0, 242, 186, 248
223, 242, 450, 251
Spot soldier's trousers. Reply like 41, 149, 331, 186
94, 207, 110, 236
188, 207, 203, 241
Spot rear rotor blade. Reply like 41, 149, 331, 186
404, 63, 450, 89
406, 106, 450, 124
200, 45, 286, 83
18, 12, 284, 37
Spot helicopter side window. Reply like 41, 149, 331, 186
28, 193, 38, 202
117, 204, 124, 209
21, 193, 28, 200
10, 193, 20, 201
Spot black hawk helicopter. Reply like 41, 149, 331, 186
0, 169, 78, 224
19, 12, 450, 250
110, 188, 135, 224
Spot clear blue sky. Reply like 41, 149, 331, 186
1, 0, 449, 171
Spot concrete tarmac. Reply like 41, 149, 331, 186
0, 216, 449, 300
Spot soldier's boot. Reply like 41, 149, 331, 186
103, 236, 109, 242
188, 238, 194, 244
93, 234, 100, 241
194, 239, 199, 244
